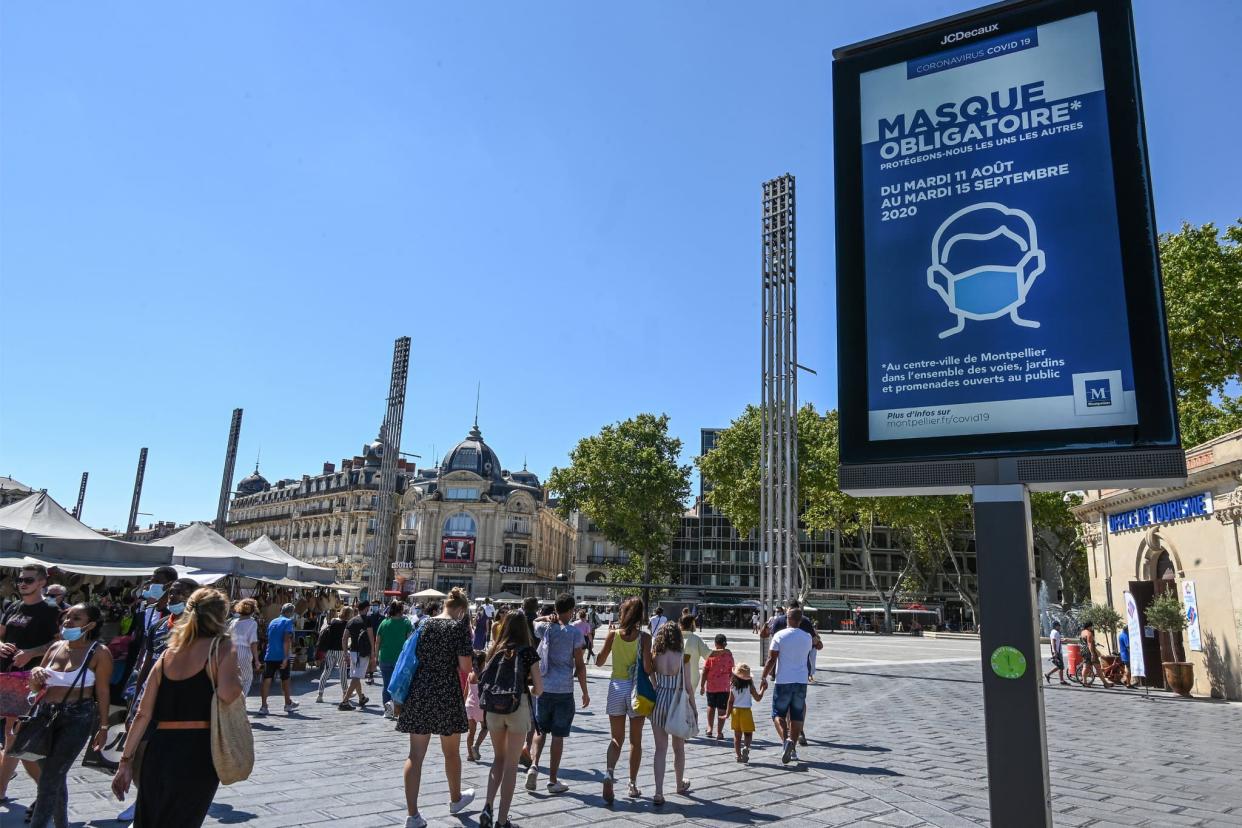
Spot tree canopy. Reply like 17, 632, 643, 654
547, 413, 691, 600
1160, 220, 1242, 446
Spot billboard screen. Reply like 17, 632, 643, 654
833, 0, 1181, 488
440, 537, 475, 564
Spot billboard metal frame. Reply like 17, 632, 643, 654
833, 0, 1184, 495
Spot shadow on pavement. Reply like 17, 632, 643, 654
823, 668, 981, 685
207, 802, 259, 823
818, 741, 892, 752
800, 758, 902, 776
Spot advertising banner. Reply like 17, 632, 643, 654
1182, 580, 1202, 652
1123, 591, 1145, 678
860, 13, 1136, 441
440, 537, 475, 564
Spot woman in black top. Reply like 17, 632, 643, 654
395, 587, 475, 828
112, 588, 243, 828
316, 607, 350, 703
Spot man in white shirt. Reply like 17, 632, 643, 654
648, 606, 667, 637
760, 606, 816, 764
1044, 621, 1065, 684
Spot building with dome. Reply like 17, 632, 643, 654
223, 432, 415, 586
393, 423, 574, 597
224, 423, 575, 597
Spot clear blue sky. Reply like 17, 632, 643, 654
2, 1, 1239, 530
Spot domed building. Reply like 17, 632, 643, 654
223, 432, 415, 586
395, 422, 573, 598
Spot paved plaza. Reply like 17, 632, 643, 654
5, 629, 1242, 827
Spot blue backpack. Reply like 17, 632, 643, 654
388, 618, 428, 706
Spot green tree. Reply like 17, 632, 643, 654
1144, 592, 1188, 662
1160, 220, 1242, 446
547, 413, 691, 608
1030, 491, 1090, 612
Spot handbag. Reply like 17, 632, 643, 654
388, 618, 427, 706
630, 658, 656, 717
208, 637, 254, 785
0, 671, 33, 719
664, 658, 698, 740
9, 642, 98, 761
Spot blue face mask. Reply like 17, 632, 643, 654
167, 602, 186, 615
143, 583, 165, 601
61, 625, 86, 642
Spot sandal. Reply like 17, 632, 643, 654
678, 780, 692, 795
627, 782, 642, 798
602, 769, 615, 804
652, 795, 665, 807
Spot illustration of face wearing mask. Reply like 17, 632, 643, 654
926, 202, 1046, 339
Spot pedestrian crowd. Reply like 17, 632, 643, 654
0, 561, 826, 828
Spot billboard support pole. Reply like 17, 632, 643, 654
973, 484, 1051, 828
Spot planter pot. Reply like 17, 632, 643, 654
1163, 662, 1194, 697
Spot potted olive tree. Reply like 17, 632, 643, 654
1145, 592, 1193, 696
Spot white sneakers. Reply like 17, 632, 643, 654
384, 701, 395, 719
525, 768, 538, 791
404, 815, 427, 828
448, 788, 475, 815
547, 781, 570, 794
284, 701, 299, 713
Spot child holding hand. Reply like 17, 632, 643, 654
726, 663, 765, 763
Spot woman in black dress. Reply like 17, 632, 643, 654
111, 588, 243, 828
395, 587, 475, 828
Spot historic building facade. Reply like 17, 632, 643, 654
224, 434, 413, 586
1074, 428, 1242, 700
393, 424, 574, 597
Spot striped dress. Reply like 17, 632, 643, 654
649, 650, 688, 732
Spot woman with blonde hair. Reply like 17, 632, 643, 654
229, 599, 260, 705
111, 588, 243, 827
395, 587, 475, 828
594, 596, 654, 803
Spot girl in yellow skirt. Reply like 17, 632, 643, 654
726, 663, 765, 763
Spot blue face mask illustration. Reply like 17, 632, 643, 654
926, 202, 1046, 339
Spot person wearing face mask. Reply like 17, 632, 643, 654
111, 588, 243, 827
43, 586, 69, 615
0, 565, 62, 806
114, 576, 198, 824
25, 604, 113, 828
395, 587, 476, 828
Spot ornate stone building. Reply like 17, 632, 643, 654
224, 434, 413, 586
394, 423, 574, 597
226, 423, 574, 596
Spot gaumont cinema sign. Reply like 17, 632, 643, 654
1107, 492, 1214, 534
498, 565, 535, 575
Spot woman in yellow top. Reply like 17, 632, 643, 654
594, 596, 654, 804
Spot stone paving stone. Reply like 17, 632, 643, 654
6, 633, 1242, 827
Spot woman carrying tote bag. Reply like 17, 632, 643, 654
647, 623, 694, 806
111, 588, 245, 828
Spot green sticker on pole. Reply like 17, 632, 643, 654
990, 646, 1027, 680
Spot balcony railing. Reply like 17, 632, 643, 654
299, 506, 333, 517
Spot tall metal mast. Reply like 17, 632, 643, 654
125, 448, 148, 540
760, 174, 800, 642
72, 472, 89, 520
215, 408, 244, 534
368, 336, 411, 598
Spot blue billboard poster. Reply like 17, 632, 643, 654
860, 13, 1139, 441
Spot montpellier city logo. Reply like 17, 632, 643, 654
926, 202, 1046, 339
1085, 378, 1112, 407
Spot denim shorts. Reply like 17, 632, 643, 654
771, 683, 807, 723
534, 692, 576, 737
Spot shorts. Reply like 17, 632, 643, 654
348, 652, 369, 679
730, 708, 755, 733
606, 678, 638, 717
485, 694, 531, 733
705, 691, 730, 710
1050, 652, 1064, 669
262, 661, 290, 681
534, 692, 576, 738
771, 683, 807, 723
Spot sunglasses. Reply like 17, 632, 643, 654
16, 577, 39, 585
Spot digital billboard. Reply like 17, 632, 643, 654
440, 537, 475, 564
833, 0, 1182, 492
